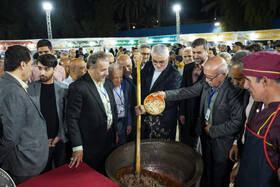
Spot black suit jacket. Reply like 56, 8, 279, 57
66, 72, 117, 155
141, 61, 182, 139
179, 62, 204, 136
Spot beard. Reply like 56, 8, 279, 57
40, 75, 53, 82
195, 59, 204, 65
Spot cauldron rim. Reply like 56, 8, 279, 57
106, 139, 203, 187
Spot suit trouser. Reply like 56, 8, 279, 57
200, 134, 234, 187
83, 128, 114, 176
42, 140, 66, 173
5, 170, 37, 185
180, 121, 198, 150
11, 175, 37, 185
116, 118, 126, 147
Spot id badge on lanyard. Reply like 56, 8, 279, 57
205, 109, 211, 121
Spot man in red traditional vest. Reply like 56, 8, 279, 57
234, 51, 280, 186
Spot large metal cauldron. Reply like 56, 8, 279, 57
106, 139, 203, 187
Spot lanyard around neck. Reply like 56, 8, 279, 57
208, 87, 216, 108
97, 84, 107, 99
113, 84, 123, 104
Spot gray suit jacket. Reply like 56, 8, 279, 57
0, 73, 49, 176
27, 80, 68, 142
166, 76, 245, 158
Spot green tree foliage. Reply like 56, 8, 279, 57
0, 0, 24, 39
112, 0, 145, 30
145, 0, 172, 27
241, 0, 279, 29
92, 0, 116, 36
202, 0, 280, 31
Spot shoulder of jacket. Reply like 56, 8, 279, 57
185, 62, 195, 68
55, 80, 68, 89
28, 80, 40, 86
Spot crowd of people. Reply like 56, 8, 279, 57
0, 38, 280, 186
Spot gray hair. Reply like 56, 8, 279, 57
87, 51, 108, 69
183, 47, 192, 53
139, 44, 151, 50
117, 54, 131, 63
218, 52, 232, 61
108, 63, 123, 76
230, 50, 252, 68
151, 44, 169, 58
61, 52, 68, 57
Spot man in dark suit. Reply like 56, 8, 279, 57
0, 45, 48, 184
180, 38, 208, 149
27, 54, 68, 173
155, 56, 245, 187
141, 44, 181, 140
66, 51, 117, 174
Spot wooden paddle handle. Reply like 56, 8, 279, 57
136, 60, 141, 174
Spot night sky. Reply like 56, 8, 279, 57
0, 0, 214, 40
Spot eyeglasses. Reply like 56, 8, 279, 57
184, 55, 193, 58
141, 53, 150, 56
205, 73, 220, 82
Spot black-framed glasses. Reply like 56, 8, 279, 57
205, 73, 220, 82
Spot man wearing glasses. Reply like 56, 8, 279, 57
153, 56, 245, 187
140, 44, 181, 140
139, 44, 151, 69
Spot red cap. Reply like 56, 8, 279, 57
242, 51, 280, 79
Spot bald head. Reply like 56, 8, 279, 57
117, 54, 132, 77
60, 58, 70, 64
204, 56, 228, 73
204, 56, 228, 88
70, 58, 86, 80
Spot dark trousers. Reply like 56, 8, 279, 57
11, 174, 37, 185
5, 170, 37, 185
200, 134, 234, 187
180, 122, 198, 150
116, 118, 126, 147
65, 141, 73, 163
83, 129, 115, 176
42, 140, 66, 173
